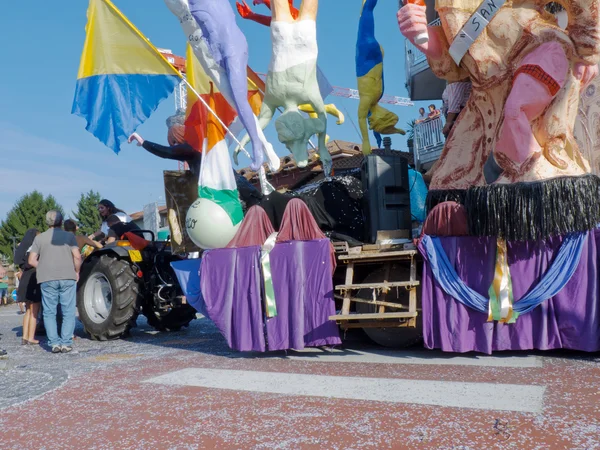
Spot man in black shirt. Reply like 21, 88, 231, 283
128, 113, 262, 211
105, 215, 141, 244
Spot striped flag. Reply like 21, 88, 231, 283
197, 84, 244, 226
72, 0, 181, 153
184, 44, 264, 151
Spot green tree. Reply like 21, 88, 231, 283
0, 191, 64, 262
72, 190, 102, 236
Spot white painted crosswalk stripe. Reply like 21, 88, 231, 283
260, 348, 542, 368
145, 368, 545, 413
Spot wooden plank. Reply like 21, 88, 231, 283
340, 262, 354, 316
353, 298, 406, 310
332, 241, 349, 254
410, 254, 417, 283
329, 312, 418, 321
377, 229, 411, 241
340, 321, 415, 329
336, 281, 419, 290
379, 263, 392, 314
339, 250, 417, 262
362, 244, 379, 252
333, 295, 407, 310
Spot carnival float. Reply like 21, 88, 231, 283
71, 0, 600, 353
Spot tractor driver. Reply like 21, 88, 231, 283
105, 214, 141, 244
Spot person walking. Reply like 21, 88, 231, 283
14, 229, 42, 345
0, 267, 8, 306
0, 265, 7, 357
28, 211, 81, 354
15, 269, 26, 314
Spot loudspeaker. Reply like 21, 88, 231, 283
361, 154, 411, 243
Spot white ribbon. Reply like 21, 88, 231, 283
448, 0, 506, 66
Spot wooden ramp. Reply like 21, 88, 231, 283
330, 242, 419, 329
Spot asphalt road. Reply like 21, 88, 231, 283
1, 303, 599, 449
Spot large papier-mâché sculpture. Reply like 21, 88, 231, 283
164, 0, 280, 173
237, 0, 298, 26
399, 0, 600, 240
237, 0, 331, 173
236, 0, 345, 127
357, 0, 406, 156
399, 0, 600, 188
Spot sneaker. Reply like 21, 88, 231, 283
61, 346, 72, 353
51, 345, 62, 354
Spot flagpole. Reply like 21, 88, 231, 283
181, 78, 252, 159
101, 0, 252, 158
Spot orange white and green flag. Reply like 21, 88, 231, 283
184, 44, 264, 151
187, 58, 242, 226
197, 87, 244, 225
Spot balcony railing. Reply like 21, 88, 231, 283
404, 18, 441, 69
413, 116, 445, 170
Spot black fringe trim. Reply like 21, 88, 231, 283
426, 175, 600, 241
426, 190, 467, 212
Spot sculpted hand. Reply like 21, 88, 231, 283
397, 3, 434, 55
128, 133, 144, 146
574, 62, 599, 88
236, 1, 252, 18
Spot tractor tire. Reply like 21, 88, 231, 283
77, 255, 140, 341
355, 266, 423, 348
143, 304, 197, 332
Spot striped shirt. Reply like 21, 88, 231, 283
442, 82, 473, 116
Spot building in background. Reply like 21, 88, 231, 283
403, 1, 446, 171
404, 0, 445, 102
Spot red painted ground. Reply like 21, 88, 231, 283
1, 344, 599, 449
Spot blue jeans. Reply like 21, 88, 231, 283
40, 280, 77, 347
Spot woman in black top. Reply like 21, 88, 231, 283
14, 228, 42, 345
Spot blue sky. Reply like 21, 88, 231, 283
0, 0, 431, 220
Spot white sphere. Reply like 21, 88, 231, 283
185, 198, 241, 249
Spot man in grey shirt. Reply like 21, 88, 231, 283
0, 264, 6, 357
29, 211, 82, 353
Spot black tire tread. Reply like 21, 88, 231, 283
77, 254, 141, 341
356, 266, 423, 348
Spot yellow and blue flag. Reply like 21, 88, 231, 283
72, 0, 182, 153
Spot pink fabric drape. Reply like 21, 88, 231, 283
227, 206, 276, 248
422, 201, 469, 237
277, 199, 336, 272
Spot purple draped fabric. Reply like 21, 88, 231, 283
200, 239, 341, 352
201, 247, 266, 352
267, 240, 341, 350
420, 230, 600, 354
